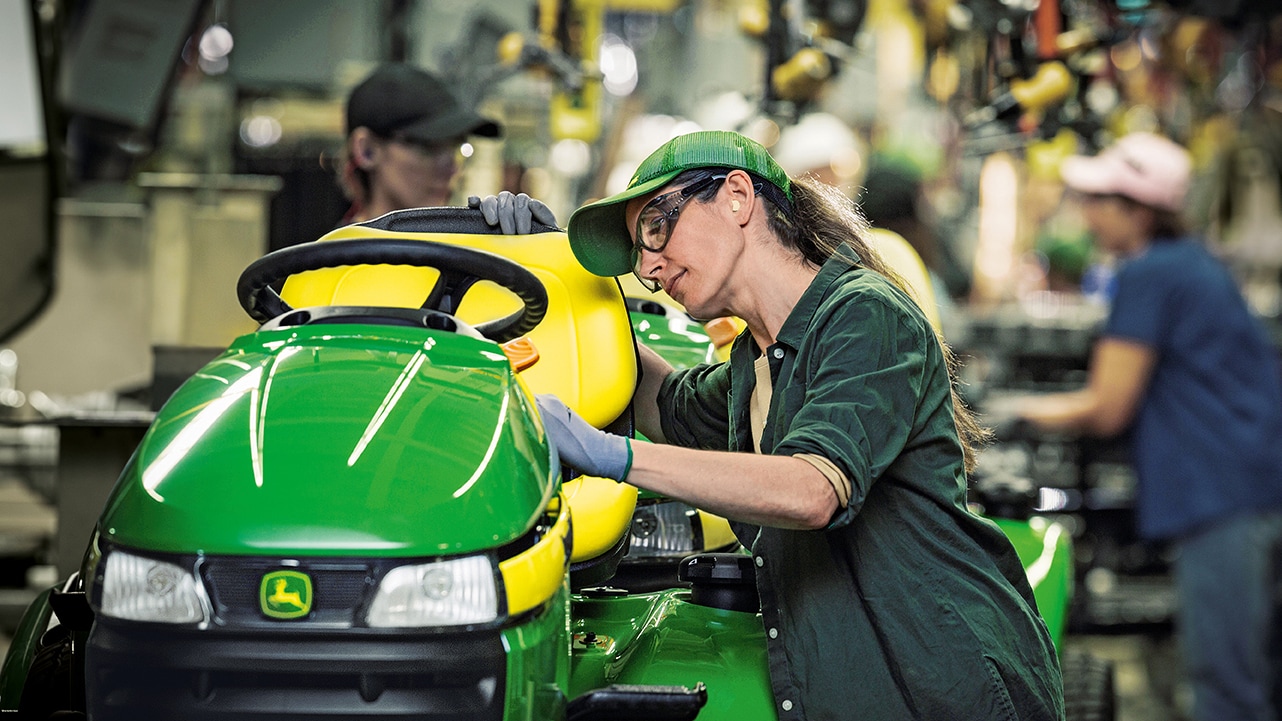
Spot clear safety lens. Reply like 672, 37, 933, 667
629, 262, 662, 293
366, 555, 499, 628
99, 550, 210, 624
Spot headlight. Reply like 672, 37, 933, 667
628, 501, 701, 558
627, 500, 739, 560
98, 550, 210, 625
366, 555, 498, 628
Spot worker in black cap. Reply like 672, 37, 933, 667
339, 63, 553, 231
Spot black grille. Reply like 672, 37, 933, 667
203, 559, 372, 627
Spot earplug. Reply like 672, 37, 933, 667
731, 200, 741, 212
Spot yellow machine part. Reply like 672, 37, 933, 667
561, 475, 638, 562
1009, 61, 1073, 114
280, 225, 636, 429
869, 227, 942, 333
696, 509, 739, 549
498, 493, 572, 615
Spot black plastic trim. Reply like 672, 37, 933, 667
356, 207, 558, 236
567, 682, 707, 721
569, 528, 631, 592
86, 620, 507, 721
257, 304, 483, 339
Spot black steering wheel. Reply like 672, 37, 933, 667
236, 238, 548, 343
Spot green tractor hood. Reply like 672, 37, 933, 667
98, 324, 555, 558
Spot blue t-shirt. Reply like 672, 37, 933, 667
1105, 237, 1282, 540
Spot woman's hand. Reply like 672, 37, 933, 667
469, 191, 558, 234
535, 394, 632, 481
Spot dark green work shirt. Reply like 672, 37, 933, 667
658, 249, 1064, 720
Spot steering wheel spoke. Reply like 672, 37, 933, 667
422, 269, 481, 317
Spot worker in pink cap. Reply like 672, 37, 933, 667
1009, 132, 1282, 721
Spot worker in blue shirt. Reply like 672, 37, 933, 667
1010, 131, 1282, 721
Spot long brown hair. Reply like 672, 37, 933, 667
679, 169, 991, 473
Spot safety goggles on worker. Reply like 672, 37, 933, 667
387, 134, 472, 166
630, 174, 727, 292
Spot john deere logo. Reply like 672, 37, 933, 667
260, 570, 312, 619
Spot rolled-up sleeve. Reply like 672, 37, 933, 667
773, 295, 933, 528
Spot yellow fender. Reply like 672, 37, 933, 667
561, 476, 639, 562
498, 493, 573, 614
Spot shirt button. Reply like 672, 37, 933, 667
768, 627, 779, 639
772, 348, 784, 359
782, 700, 793, 711
755, 556, 764, 567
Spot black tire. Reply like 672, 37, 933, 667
1062, 648, 1116, 721
17, 623, 83, 720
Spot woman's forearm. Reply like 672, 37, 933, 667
627, 441, 838, 530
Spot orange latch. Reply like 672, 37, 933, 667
703, 317, 742, 349
501, 336, 540, 372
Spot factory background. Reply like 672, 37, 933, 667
2, 1, 1282, 719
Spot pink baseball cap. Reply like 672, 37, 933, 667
1060, 132, 1191, 213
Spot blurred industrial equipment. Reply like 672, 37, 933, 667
0, 0, 57, 347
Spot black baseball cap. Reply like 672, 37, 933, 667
346, 63, 501, 143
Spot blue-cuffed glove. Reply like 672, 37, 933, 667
535, 393, 632, 481
468, 191, 559, 234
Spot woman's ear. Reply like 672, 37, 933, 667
723, 169, 756, 225
350, 128, 378, 169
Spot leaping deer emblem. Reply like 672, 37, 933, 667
268, 578, 304, 610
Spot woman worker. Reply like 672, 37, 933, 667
536, 130, 1064, 719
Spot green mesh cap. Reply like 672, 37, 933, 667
567, 130, 793, 277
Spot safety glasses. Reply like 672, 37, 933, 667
388, 135, 469, 165
630, 174, 726, 292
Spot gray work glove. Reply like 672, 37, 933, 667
535, 393, 632, 481
468, 191, 559, 234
